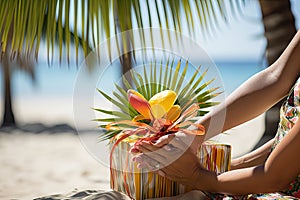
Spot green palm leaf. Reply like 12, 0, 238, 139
0, 0, 245, 63
92, 108, 131, 120
95, 59, 221, 140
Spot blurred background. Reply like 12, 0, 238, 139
1, 0, 299, 128
0, 0, 300, 199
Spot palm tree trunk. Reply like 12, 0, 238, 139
259, 0, 296, 65
1, 51, 16, 127
113, 0, 132, 85
255, 0, 296, 147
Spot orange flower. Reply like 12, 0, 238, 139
127, 89, 180, 121
127, 90, 152, 119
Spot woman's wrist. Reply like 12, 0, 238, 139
193, 167, 218, 192
190, 135, 204, 153
230, 157, 244, 170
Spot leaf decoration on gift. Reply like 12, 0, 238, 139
94, 58, 221, 141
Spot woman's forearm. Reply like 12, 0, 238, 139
197, 67, 284, 141
195, 165, 273, 195
194, 116, 300, 196
198, 30, 300, 140
231, 138, 274, 170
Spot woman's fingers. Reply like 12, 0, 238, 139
174, 131, 196, 148
140, 141, 183, 158
133, 153, 164, 170
153, 132, 196, 149
153, 134, 175, 147
133, 142, 182, 170
137, 141, 184, 169
132, 140, 203, 188
131, 133, 199, 175
138, 143, 167, 161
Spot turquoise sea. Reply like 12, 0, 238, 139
0, 60, 265, 127
6, 60, 264, 100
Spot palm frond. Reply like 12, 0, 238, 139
92, 108, 131, 120
95, 59, 221, 140
0, 0, 246, 63
97, 89, 135, 116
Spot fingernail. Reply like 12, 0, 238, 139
164, 145, 171, 151
134, 156, 143, 163
141, 141, 151, 145
129, 147, 139, 153
158, 170, 165, 177
150, 140, 157, 145
137, 163, 145, 169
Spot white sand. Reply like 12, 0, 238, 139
0, 132, 110, 200
13, 97, 76, 127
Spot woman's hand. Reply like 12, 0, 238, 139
131, 131, 205, 155
132, 133, 205, 189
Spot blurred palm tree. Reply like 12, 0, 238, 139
1, 43, 35, 127
0, 0, 241, 127
0, 20, 36, 126
259, 0, 296, 65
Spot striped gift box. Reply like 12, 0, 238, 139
199, 141, 231, 174
110, 141, 231, 199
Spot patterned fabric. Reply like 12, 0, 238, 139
270, 77, 300, 198
204, 192, 298, 200
206, 78, 300, 199
248, 193, 299, 199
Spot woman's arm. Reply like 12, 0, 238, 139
231, 138, 274, 170
195, 119, 300, 195
136, 121, 299, 195
197, 30, 300, 141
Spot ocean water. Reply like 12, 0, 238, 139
0, 60, 265, 132
4, 60, 264, 100
215, 61, 264, 95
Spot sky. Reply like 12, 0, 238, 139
199, 0, 300, 61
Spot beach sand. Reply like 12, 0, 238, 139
0, 130, 110, 200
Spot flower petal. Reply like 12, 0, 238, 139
128, 89, 147, 100
150, 104, 167, 119
165, 105, 181, 121
132, 115, 146, 122
149, 90, 177, 118
127, 90, 151, 119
